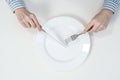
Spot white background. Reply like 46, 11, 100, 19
0, 0, 120, 80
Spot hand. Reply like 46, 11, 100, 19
83, 9, 113, 33
15, 8, 42, 31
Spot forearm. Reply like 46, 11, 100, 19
103, 0, 120, 13
5, 0, 26, 13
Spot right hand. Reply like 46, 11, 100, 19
15, 8, 42, 31
83, 9, 113, 33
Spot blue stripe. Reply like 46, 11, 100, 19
104, 0, 120, 13
5, 0, 25, 12
104, 3, 117, 9
104, 5, 115, 12
9, 0, 24, 7
10, 1, 24, 9
11, 4, 24, 11
6, 0, 120, 13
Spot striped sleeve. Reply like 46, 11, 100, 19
103, 0, 120, 13
5, 0, 25, 12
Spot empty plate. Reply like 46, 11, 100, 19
36, 16, 91, 71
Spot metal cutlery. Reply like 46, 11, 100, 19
41, 29, 68, 47
65, 25, 93, 44
65, 32, 84, 44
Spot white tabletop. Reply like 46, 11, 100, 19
0, 0, 120, 80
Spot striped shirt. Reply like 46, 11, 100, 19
104, 0, 120, 12
6, 0, 120, 13
5, 0, 25, 12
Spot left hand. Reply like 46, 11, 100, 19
83, 9, 113, 33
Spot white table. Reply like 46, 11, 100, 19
0, 0, 120, 80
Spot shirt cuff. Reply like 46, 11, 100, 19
8, 0, 25, 13
103, 0, 120, 13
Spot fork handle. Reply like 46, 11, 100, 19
77, 32, 83, 36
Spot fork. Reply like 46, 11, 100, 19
64, 32, 84, 44
65, 26, 93, 44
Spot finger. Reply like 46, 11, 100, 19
23, 19, 31, 28
30, 15, 42, 31
89, 23, 100, 32
31, 19, 36, 28
83, 21, 94, 33
32, 17, 42, 30
19, 20, 27, 28
26, 17, 36, 28
96, 25, 105, 32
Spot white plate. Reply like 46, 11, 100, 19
36, 16, 91, 71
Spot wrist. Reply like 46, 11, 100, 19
100, 9, 113, 17
15, 7, 27, 13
